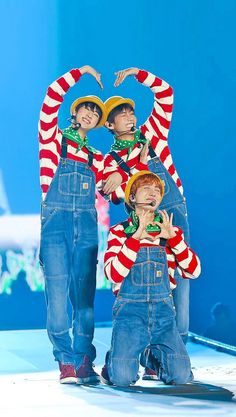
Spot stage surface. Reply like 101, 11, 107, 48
0, 327, 235, 417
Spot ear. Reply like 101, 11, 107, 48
105, 121, 114, 131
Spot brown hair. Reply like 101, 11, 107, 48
130, 173, 164, 203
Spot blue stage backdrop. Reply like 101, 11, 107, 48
0, 0, 235, 340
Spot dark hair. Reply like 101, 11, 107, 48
75, 101, 102, 125
107, 103, 134, 123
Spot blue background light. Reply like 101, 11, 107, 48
0, 0, 235, 338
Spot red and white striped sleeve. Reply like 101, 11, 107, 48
167, 227, 201, 279
136, 70, 184, 193
136, 69, 173, 144
38, 68, 81, 144
104, 224, 140, 283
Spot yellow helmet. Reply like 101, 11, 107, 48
104, 96, 135, 122
70, 95, 107, 128
125, 171, 165, 207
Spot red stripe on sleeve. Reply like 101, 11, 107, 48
136, 70, 148, 83
155, 86, 173, 100
47, 87, 63, 103
40, 167, 55, 178
110, 263, 125, 283
118, 250, 135, 270
57, 77, 70, 92
42, 103, 60, 115
152, 108, 171, 129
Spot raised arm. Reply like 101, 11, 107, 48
136, 69, 174, 145
38, 65, 103, 145
113, 66, 174, 156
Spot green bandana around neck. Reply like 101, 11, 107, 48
111, 129, 147, 158
62, 126, 97, 154
124, 210, 163, 235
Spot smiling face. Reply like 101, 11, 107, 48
74, 103, 102, 131
112, 108, 137, 133
106, 104, 137, 138
129, 173, 164, 212
134, 183, 163, 212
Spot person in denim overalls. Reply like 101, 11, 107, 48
148, 152, 190, 341
101, 171, 201, 386
102, 68, 190, 352
38, 65, 107, 384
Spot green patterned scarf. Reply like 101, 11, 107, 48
111, 129, 147, 158
63, 126, 97, 153
124, 210, 163, 235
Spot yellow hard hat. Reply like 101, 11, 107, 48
125, 171, 165, 207
70, 95, 107, 128
104, 96, 135, 122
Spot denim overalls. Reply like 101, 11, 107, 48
148, 146, 190, 342
106, 241, 192, 387
39, 138, 98, 368
110, 142, 190, 341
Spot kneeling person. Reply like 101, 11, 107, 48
102, 171, 201, 387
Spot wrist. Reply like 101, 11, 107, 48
79, 65, 89, 75
132, 232, 141, 240
132, 67, 139, 75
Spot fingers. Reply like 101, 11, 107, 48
95, 73, 103, 89
89, 67, 103, 89
114, 70, 126, 87
140, 141, 148, 156
159, 210, 169, 223
140, 142, 149, 163
114, 68, 133, 87
102, 178, 112, 194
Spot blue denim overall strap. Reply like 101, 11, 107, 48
40, 137, 98, 368
109, 151, 131, 175
118, 241, 172, 302
147, 143, 184, 211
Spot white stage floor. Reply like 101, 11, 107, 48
0, 327, 235, 417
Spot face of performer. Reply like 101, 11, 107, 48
132, 182, 163, 213
74, 104, 101, 132
112, 108, 136, 134
105, 104, 137, 140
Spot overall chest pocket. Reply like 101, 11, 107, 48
58, 172, 92, 197
131, 261, 165, 286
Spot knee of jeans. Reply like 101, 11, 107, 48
163, 353, 192, 384
110, 358, 139, 387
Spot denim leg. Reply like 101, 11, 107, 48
108, 302, 149, 387
150, 300, 192, 384
70, 210, 98, 369
168, 202, 190, 343
40, 226, 74, 364
172, 276, 190, 343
